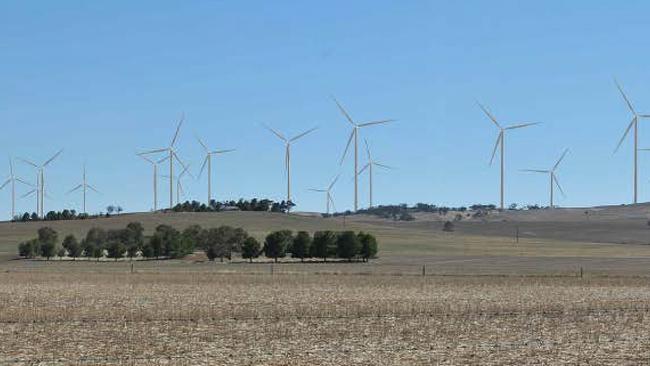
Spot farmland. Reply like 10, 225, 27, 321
2, 208, 650, 364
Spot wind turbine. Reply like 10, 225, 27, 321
197, 135, 235, 205
139, 155, 159, 212
264, 124, 318, 208
162, 162, 193, 205
18, 149, 63, 218
0, 158, 32, 219
614, 80, 650, 204
139, 114, 186, 209
478, 102, 539, 210
521, 149, 569, 208
357, 139, 393, 208
67, 165, 100, 214
333, 97, 394, 212
309, 173, 340, 215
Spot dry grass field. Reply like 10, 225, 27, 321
1, 272, 650, 365
2, 208, 650, 364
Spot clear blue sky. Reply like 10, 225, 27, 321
1, 1, 649, 218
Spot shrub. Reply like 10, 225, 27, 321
241, 237, 261, 263
291, 231, 312, 262
336, 231, 361, 261
18, 239, 39, 258
311, 231, 337, 262
264, 230, 293, 262
443, 221, 454, 232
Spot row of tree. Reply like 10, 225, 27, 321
13, 205, 125, 223
17, 224, 379, 263
171, 199, 295, 214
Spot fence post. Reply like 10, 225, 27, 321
270, 264, 274, 276
422, 265, 426, 277
580, 266, 583, 279
131, 262, 134, 274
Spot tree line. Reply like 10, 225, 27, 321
171, 198, 295, 214
18, 223, 378, 263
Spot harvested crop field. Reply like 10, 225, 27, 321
1, 271, 649, 365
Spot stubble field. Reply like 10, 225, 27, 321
1, 271, 650, 365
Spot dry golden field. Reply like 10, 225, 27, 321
1, 272, 650, 365
3, 209, 650, 364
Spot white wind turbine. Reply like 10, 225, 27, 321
139, 114, 186, 209
613, 80, 650, 204
0, 158, 32, 219
162, 162, 193, 205
357, 139, 393, 208
333, 97, 394, 212
478, 102, 539, 210
67, 165, 100, 214
19, 149, 63, 218
521, 149, 569, 208
139, 155, 160, 212
309, 173, 340, 215
264, 124, 318, 207
196, 135, 235, 205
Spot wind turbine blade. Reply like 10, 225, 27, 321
173, 153, 189, 172
21, 189, 36, 198
198, 156, 209, 179
211, 149, 236, 154
553, 173, 566, 197
196, 135, 209, 153
139, 148, 168, 155
263, 124, 287, 141
43, 149, 63, 167
328, 173, 341, 190
505, 122, 540, 130
9, 157, 14, 176
0, 179, 10, 190
309, 189, 327, 192
67, 184, 83, 194
87, 185, 101, 194
489, 132, 503, 166
15, 178, 33, 187
615, 79, 636, 115
374, 162, 394, 170
157, 156, 170, 164
18, 158, 38, 168
357, 163, 370, 176
139, 154, 154, 164
552, 148, 569, 171
290, 127, 318, 142
364, 139, 371, 161
477, 101, 501, 128
520, 169, 549, 173
332, 96, 355, 126
339, 130, 355, 165
358, 119, 395, 127
614, 118, 636, 153
640, 115, 650, 118
329, 194, 337, 213
171, 114, 185, 147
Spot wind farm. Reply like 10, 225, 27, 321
4, 2, 650, 365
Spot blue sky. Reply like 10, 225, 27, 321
1, 1, 649, 217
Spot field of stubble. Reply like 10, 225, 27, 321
1, 272, 649, 365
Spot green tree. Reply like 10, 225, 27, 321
140, 241, 154, 259
357, 232, 378, 262
336, 231, 361, 261
125, 222, 145, 259
291, 231, 312, 262
62, 234, 82, 260
311, 231, 337, 262
182, 225, 203, 249
264, 230, 293, 262
83, 227, 107, 261
106, 241, 125, 261
18, 239, 39, 258
203, 226, 249, 262
241, 237, 261, 263
37, 227, 58, 260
